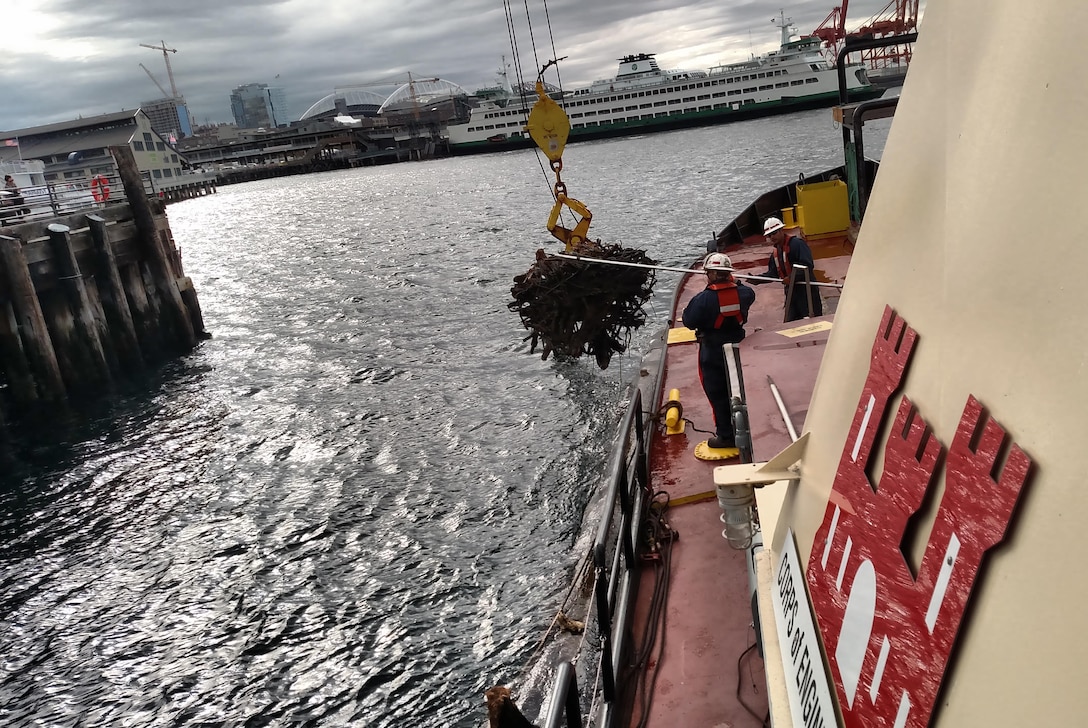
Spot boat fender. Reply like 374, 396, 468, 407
663, 388, 684, 434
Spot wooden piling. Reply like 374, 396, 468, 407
87, 214, 145, 372
0, 234, 66, 402
111, 145, 198, 351
47, 223, 115, 389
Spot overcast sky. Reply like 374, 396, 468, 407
1, 0, 920, 132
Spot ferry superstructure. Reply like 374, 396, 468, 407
447, 18, 881, 154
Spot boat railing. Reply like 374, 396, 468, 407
542, 382, 653, 728
0, 172, 130, 225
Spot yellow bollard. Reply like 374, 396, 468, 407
665, 389, 685, 434
782, 206, 796, 228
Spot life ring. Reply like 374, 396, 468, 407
90, 175, 110, 202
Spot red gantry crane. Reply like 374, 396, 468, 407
810, 0, 919, 79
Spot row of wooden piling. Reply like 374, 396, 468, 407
0, 146, 208, 431
158, 179, 217, 203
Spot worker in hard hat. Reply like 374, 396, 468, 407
682, 252, 755, 451
754, 216, 823, 321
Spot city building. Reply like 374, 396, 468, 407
0, 109, 201, 194
230, 83, 289, 129
140, 97, 193, 140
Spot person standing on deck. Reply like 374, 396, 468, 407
682, 252, 754, 450
753, 216, 823, 321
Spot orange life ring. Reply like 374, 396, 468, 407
91, 175, 110, 202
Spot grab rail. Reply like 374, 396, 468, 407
542, 383, 653, 728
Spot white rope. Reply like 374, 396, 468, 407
553, 252, 845, 288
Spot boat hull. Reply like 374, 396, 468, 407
447, 87, 885, 155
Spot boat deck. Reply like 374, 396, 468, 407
625, 229, 850, 727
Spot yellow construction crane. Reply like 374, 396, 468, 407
139, 41, 179, 98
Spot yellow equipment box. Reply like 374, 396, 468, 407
796, 179, 850, 236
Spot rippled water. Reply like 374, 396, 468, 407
0, 108, 890, 727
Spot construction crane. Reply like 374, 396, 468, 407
139, 63, 171, 99
139, 41, 179, 98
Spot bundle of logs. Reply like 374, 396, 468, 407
508, 242, 657, 369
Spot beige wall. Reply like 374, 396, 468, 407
772, 0, 1088, 723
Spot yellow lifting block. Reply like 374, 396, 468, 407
664, 389, 685, 435
796, 179, 850, 236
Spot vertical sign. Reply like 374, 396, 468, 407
772, 528, 839, 728
805, 306, 1032, 728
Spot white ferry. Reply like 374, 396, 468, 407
447, 16, 882, 154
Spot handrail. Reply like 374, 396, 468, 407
541, 361, 656, 728
542, 662, 583, 728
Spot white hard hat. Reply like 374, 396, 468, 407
703, 252, 733, 271
764, 217, 785, 235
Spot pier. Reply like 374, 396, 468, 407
0, 146, 208, 432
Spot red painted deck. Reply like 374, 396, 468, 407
624, 229, 850, 727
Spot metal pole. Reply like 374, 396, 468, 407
767, 375, 799, 442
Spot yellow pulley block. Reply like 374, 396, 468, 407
527, 81, 570, 162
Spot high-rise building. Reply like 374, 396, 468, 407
229, 83, 290, 129
140, 97, 193, 140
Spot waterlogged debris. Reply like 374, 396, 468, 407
509, 241, 656, 369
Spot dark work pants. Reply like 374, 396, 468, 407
785, 281, 823, 321
698, 358, 734, 441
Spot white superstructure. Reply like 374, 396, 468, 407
447, 17, 874, 151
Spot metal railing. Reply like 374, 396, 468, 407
0, 173, 127, 225
543, 385, 653, 728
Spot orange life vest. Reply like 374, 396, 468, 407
773, 241, 791, 283
709, 280, 744, 327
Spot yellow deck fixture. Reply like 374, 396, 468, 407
664, 389, 685, 434
781, 207, 796, 227
796, 179, 850, 236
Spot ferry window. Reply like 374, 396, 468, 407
805, 77, 819, 83
757, 73, 765, 78
626, 105, 638, 111
613, 107, 624, 113
728, 89, 741, 96
683, 97, 695, 102
743, 99, 755, 104
656, 112, 668, 117
485, 125, 495, 129
571, 112, 584, 118
624, 94, 631, 99
573, 123, 584, 128
727, 78, 735, 84
698, 94, 710, 100
133, 141, 145, 151
699, 105, 711, 111
776, 82, 789, 88
667, 99, 681, 105
744, 87, 757, 93
811, 64, 821, 71
791, 79, 804, 86
585, 110, 596, 116
759, 84, 773, 90
654, 101, 666, 107
713, 92, 725, 98
639, 103, 652, 109
638, 92, 645, 97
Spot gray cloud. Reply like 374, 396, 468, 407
1, 0, 921, 131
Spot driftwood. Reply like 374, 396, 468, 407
509, 241, 656, 369
486, 686, 539, 728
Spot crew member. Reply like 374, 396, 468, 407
682, 252, 754, 450
755, 216, 823, 321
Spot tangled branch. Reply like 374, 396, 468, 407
509, 242, 657, 369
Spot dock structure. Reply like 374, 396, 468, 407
0, 146, 208, 426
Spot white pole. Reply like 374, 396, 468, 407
552, 252, 844, 288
